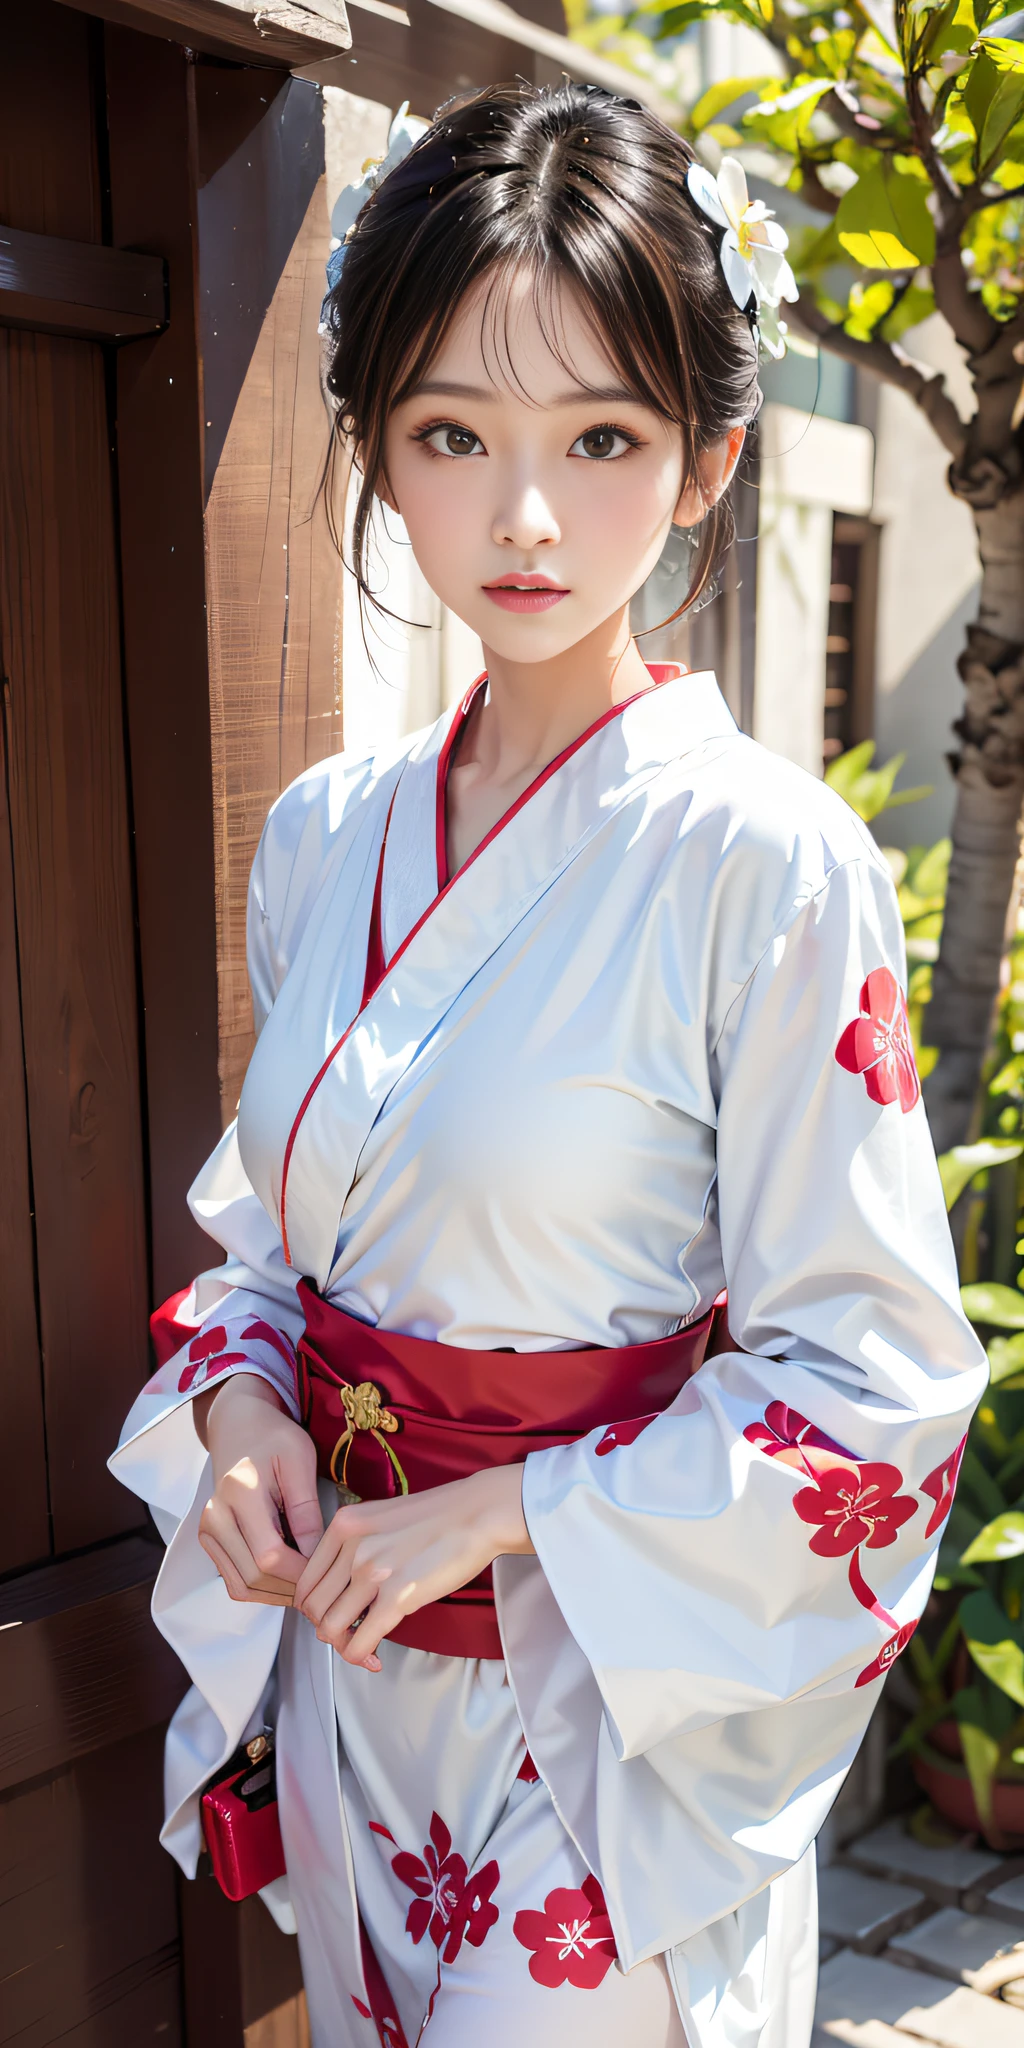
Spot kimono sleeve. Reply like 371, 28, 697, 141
511, 852, 985, 1939
109, 805, 307, 1527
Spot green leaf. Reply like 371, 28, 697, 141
912, 838, 952, 897
963, 1281, 1024, 1328
965, 42, 1024, 169
989, 1052, 1024, 1096
955, 1689, 1001, 1825
962, 1588, 1024, 1704
990, 1331, 1024, 1384
962, 1511, 1024, 1562
836, 158, 938, 267
921, 0, 978, 59
845, 278, 897, 340
690, 74, 772, 131
939, 1140, 1024, 1210
961, 1445, 1010, 1520
881, 784, 936, 808
824, 739, 876, 795
744, 76, 837, 154
881, 279, 937, 338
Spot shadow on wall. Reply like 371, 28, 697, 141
872, 581, 978, 853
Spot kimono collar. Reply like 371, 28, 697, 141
379, 666, 737, 964
257, 666, 737, 1283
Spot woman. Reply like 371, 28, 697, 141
111, 82, 985, 2048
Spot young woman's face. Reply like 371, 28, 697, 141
383, 273, 742, 663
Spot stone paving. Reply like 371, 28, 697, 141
814, 1823, 1024, 2045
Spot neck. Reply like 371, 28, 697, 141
473, 605, 656, 787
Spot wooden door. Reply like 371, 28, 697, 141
0, 5, 187, 2039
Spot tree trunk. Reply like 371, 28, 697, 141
923, 487, 1024, 1154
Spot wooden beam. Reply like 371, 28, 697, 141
55, 0, 350, 67
0, 1535, 187, 1791
299, 0, 677, 122
104, 29, 225, 1306
0, 221, 166, 342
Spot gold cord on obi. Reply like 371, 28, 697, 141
330, 1379, 409, 1499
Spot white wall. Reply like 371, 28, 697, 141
754, 404, 874, 777
871, 315, 979, 848
323, 86, 485, 755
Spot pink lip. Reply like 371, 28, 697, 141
483, 575, 570, 615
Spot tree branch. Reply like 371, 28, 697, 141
932, 238, 998, 358
797, 157, 841, 215
791, 291, 968, 458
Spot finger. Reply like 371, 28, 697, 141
317, 1586, 385, 1671
199, 1527, 253, 1601
201, 1495, 294, 1594
277, 1449, 324, 1560
342, 1608, 388, 1669
297, 1542, 364, 1626
225, 1465, 305, 1583
199, 1529, 292, 1605
311, 1565, 390, 1640
294, 1510, 356, 1606
343, 1577, 410, 1666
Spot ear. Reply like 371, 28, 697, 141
672, 424, 746, 527
377, 468, 400, 515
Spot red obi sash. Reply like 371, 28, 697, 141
296, 1279, 725, 1660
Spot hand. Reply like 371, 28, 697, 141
197, 1373, 324, 1605
294, 1465, 533, 1670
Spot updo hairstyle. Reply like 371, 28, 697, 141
321, 81, 761, 624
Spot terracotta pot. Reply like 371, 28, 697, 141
912, 1727, 1024, 1849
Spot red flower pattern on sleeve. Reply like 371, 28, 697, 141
793, 1462, 918, 1556
595, 1413, 658, 1456
743, 1401, 850, 1469
514, 1875, 617, 1989
835, 966, 920, 1113
177, 1326, 248, 1394
744, 1397, 942, 1687
921, 1434, 968, 1538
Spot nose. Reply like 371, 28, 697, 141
491, 478, 561, 552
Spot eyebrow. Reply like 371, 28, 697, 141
411, 379, 641, 407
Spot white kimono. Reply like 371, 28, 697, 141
111, 668, 985, 2048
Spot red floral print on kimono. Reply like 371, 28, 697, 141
514, 1875, 617, 1989
176, 1327, 248, 1394
373, 1813, 500, 1964
745, 1401, 934, 1687
835, 966, 921, 1113
922, 1435, 968, 1537
793, 1463, 918, 1556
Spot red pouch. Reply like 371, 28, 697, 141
200, 1732, 286, 1902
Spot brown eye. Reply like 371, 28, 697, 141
419, 422, 484, 457
569, 425, 636, 461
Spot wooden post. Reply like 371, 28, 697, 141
105, 27, 225, 1305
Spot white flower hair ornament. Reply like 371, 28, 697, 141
685, 158, 798, 361
319, 101, 430, 334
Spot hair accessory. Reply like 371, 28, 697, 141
685, 157, 798, 360
319, 101, 430, 333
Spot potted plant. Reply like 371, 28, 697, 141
895, 1263, 1024, 1847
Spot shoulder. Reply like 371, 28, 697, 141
655, 731, 901, 1012
249, 722, 431, 966
677, 728, 891, 908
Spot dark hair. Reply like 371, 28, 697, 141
321, 81, 761, 627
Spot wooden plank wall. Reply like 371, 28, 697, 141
0, 0, 150, 1562
204, 176, 344, 1122
106, 28, 225, 1309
